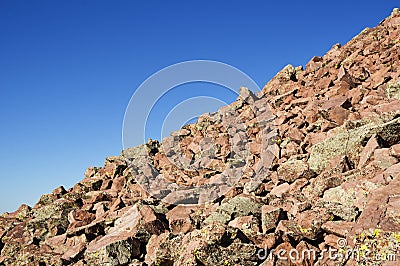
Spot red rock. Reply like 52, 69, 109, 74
289, 98, 310, 108
321, 221, 355, 237
144, 233, 171, 265
61, 234, 87, 261
285, 127, 305, 143
127, 183, 150, 200
320, 119, 337, 132
303, 108, 319, 124
358, 135, 380, 168
281, 141, 300, 158
99, 179, 112, 190
6, 204, 31, 220
361, 94, 385, 105
294, 241, 319, 266
84, 167, 97, 178
315, 77, 332, 92
228, 215, 260, 234
337, 66, 355, 87
348, 87, 366, 105
294, 208, 333, 240
100, 161, 118, 178
332, 81, 351, 96
270, 183, 290, 197
249, 141, 261, 155
305, 132, 327, 146
324, 234, 341, 249
272, 242, 295, 265
52, 186, 67, 197
166, 205, 195, 234
385, 195, 400, 226
329, 106, 350, 125
289, 178, 309, 194
92, 202, 108, 220
320, 95, 348, 110
374, 100, 400, 114
109, 197, 125, 213
351, 175, 400, 234
110, 176, 126, 191
45, 234, 66, 252
80, 177, 103, 192
68, 209, 95, 224
370, 67, 391, 88
306, 56, 324, 72
274, 113, 287, 126
250, 233, 277, 250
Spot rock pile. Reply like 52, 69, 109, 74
1, 10, 400, 266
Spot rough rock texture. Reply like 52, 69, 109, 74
2, 9, 400, 266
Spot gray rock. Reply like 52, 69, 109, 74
238, 86, 257, 105
86, 237, 141, 266
387, 81, 400, 100
308, 117, 400, 174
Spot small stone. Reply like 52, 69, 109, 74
390, 144, 400, 158
306, 56, 324, 72
295, 241, 319, 265
322, 221, 355, 237
324, 234, 341, 249
270, 183, 290, 197
294, 208, 333, 240
52, 186, 67, 197
337, 66, 355, 87
84, 167, 97, 178
238, 86, 257, 105
329, 106, 350, 125
228, 215, 260, 235
277, 159, 312, 183
249, 142, 261, 155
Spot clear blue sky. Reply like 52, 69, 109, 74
0, 0, 396, 213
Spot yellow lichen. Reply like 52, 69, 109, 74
393, 233, 400, 242
299, 227, 312, 234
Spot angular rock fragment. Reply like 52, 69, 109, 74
261, 205, 281, 233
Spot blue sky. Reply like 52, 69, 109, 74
0, 0, 396, 213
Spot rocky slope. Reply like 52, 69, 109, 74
2, 9, 400, 266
